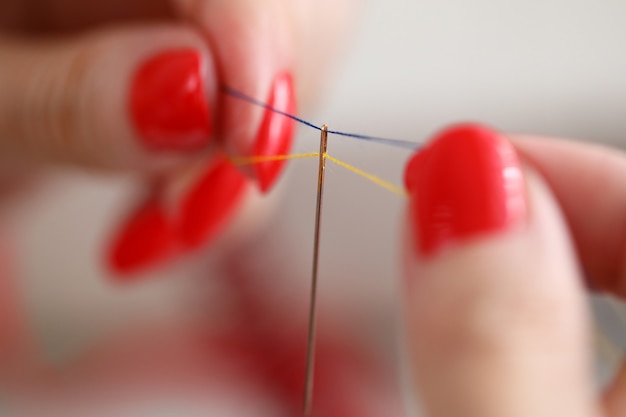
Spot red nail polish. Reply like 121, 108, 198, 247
405, 123, 527, 256
251, 72, 296, 193
107, 199, 175, 276
403, 149, 426, 192
130, 49, 212, 151
179, 157, 247, 249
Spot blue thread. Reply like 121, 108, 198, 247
325, 129, 419, 150
221, 85, 420, 151
221, 85, 321, 131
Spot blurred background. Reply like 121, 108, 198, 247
3, 0, 626, 415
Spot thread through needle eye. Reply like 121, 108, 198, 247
303, 124, 328, 416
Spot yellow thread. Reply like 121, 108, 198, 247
230, 151, 406, 197
231, 152, 319, 165
324, 154, 407, 197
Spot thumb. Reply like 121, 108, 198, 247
402, 124, 600, 417
0, 25, 216, 171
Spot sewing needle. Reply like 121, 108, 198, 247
303, 124, 328, 416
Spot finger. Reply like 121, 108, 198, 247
173, 0, 297, 193
512, 136, 626, 298
0, 25, 216, 171
403, 124, 599, 417
106, 156, 249, 276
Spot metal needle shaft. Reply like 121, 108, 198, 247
303, 124, 328, 417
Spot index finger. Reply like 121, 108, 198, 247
512, 135, 626, 297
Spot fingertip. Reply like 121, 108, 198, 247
405, 123, 527, 257
130, 48, 213, 153
0, 25, 219, 172
177, 0, 297, 192
178, 157, 249, 249
107, 155, 252, 278
248, 72, 296, 193
107, 198, 176, 278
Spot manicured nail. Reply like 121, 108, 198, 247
179, 157, 248, 249
251, 72, 296, 193
108, 199, 175, 276
405, 123, 527, 256
130, 49, 212, 151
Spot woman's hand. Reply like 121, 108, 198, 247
403, 124, 626, 416
0, 0, 356, 275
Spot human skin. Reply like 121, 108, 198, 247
0, 0, 357, 273
404, 126, 626, 417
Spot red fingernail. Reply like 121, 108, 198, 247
179, 157, 247, 249
251, 72, 296, 193
107, 199, 175, 276
130, 49, 212, 151
405, 123, 527, 256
